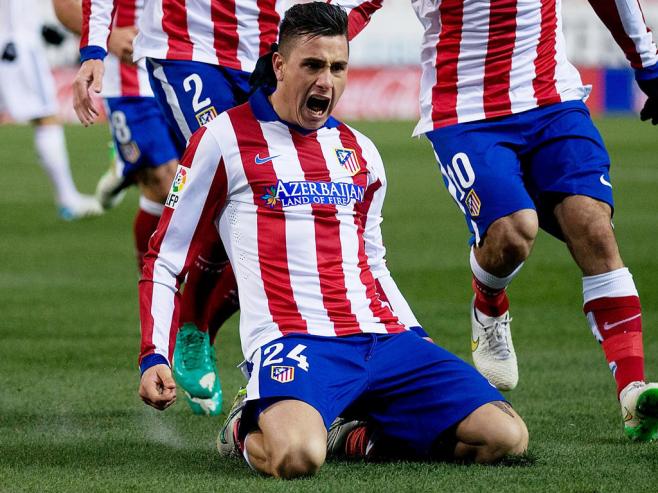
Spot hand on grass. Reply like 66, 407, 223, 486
139, 364, 177, 410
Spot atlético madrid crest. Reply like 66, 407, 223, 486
465, 189, 481, 217
195, 106, 218, 126
271, 366, 295, 383
335, 148, 360, 176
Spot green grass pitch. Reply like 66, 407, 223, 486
1, 118, 657, 492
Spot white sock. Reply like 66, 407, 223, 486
139, 195, 165, 216
582, 267, 638, 305
470, 247, 524, 290
34, 124, 79, 207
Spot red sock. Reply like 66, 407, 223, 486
179, 242, 239, 336
345, 425, 371, 459
584, 295, 644, 396
472, 276, 510, 317
133, 208, 161, 272
206, 262, 239, 343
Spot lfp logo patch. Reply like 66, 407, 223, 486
165, 165, 189, 209
335, 148, 360, 176
271, 366, 295, 383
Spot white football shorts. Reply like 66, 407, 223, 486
0, 37, 58, 122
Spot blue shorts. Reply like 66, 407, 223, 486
146, 58, 251, 153
241, 331, 503, 457
104, 96, 179, 177
426, 101, 613, 244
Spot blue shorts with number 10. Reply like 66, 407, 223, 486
426, 100, 614, 245
241, 331, 503, 457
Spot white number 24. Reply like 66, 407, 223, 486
262, 343, 310, 372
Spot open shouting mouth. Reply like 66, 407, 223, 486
306, 94, 331, 116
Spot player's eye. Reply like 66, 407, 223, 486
331, 62, 347, 74
304, 60, 324, 70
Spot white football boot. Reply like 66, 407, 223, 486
619, 381, 658, 442
58, 194, 104, 221
471, 299, 518, 390
217, 387, 247, 458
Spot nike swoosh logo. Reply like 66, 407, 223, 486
255, 154, 279, 165
471, 337, 479, 352
600, 175, 613, 188
603, 313, 641, 331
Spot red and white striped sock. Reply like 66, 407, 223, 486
470, 248, 522, 316
583, 268, 644, 397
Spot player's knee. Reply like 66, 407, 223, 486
270, 433, 326, 479
142, 162, 178, 203
483, 416, 528, 462
497, 225, 537, 263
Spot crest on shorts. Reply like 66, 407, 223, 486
465, 189, 481, 217
120, 142, 141, 163
195, 106, 218, 126
335, 148, 360, 176
271, 366, 295, 383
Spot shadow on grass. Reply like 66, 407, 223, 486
327, 451, 538, 468
0, 441, 248, 478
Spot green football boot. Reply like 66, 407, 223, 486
184, 388, 223, 416
173, 323, 222, 406
620, 381, 658, 442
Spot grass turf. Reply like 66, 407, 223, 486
1, 118, 657, 492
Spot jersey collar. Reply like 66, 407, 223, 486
248, 87, 341, 135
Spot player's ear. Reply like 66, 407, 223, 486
272, 52, 285, 81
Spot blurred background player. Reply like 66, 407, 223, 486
0, 0, 102, 220
52, 0, 179, 275
72, 0, 371, 416
344, 0, 658, 441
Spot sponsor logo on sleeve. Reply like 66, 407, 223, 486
165, 165, 189, 209
271, 366, 295, 383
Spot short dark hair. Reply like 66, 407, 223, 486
278, 2, 348, 55
248, 3, 348, 93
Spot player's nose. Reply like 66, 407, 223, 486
315, 69, 333, 89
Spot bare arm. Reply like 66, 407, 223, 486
586, 0, 658, 124
52, 0, 83, 34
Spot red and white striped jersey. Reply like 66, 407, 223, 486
102, 0, 153, 98
81, 0, 286, 72
139, 91, 419, 364
342, 0, 658, 133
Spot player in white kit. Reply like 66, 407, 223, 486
0, 0, 102, 220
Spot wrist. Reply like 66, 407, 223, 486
80, 46, 107, 63
139, 353, 170, 375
